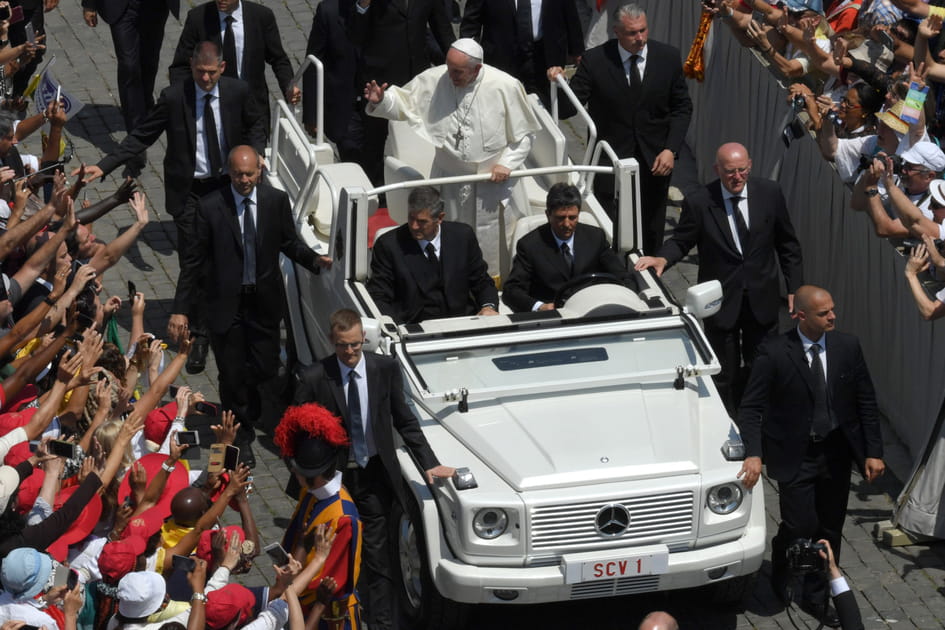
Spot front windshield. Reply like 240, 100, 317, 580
408, 326, 703, 394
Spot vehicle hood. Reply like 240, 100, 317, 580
437, 383, 716, 491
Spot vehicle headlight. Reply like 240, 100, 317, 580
472, 508, 508, 539
706, 483, 743, 515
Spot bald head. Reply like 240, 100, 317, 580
714, 142, 752, 195
716, 142, 749, 164
794, 285, 836, 340
794, 285, 828, 313
639, 611, 679, 630
228, 145, 262, 196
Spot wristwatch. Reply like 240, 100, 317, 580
865, 187, 880, 197
191, 592, 208, 603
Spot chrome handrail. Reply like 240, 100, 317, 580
549, 73, 596, 168
287, 54, 324, 146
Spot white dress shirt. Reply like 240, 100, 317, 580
721, 183, 750, 255
618, 43, 648, 83
337, 355, 376, 460
417, 225, 442, 261
798, 327, 828, 382
231, 185, 259, 235
515, 0, 543, 40
194, 83, 225, 179
219, 3, 245, 78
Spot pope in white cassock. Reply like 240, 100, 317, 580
364, 38, 541, 277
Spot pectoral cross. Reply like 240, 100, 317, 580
452, 127, 464, 150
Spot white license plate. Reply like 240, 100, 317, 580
563, 547, 669, 584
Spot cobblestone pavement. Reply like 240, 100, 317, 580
40, 1, 945, 627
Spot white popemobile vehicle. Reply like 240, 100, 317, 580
267, 59, 765, 628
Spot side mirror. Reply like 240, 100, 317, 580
685, 280, 723, 320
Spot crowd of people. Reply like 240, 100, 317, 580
0, 0, 933, 628
708, 0, 945, 322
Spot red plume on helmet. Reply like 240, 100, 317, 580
274, 403, 349, 458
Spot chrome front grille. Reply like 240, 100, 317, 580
530, 491, 694, 551
570, 575, 661, 599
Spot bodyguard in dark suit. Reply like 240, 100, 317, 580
503, 182, 638, 312
293, 308, 455, 630
173, 146, 330, 466
636, 143, 804, 415
736, 286, 884, 627
460, 0, 583, 109
302, 0, 361, 160
81, 0, 181, 173
561, 3, 691, 255
368, 185, 499, 323
83, 42, 265, 229
349, 0, 456, 185
81, 41, 265, 374
169, 0, 298, 127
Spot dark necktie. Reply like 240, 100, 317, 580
425, 242, 441, 276
809, 344, 833, 438
241, 198, 256, 285
515, 0, 533, 48
731, 196, 750, 252
203, 94, 223, 177
347, 371, 369, 467
561, 242, 573, 275
223, 15, 238, 78
628, 54, 642, 90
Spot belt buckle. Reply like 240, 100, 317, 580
241, 284, 256, 295
810, 433, 824, 443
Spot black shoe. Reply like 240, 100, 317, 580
185, 336, 209, 374
799, 600, 840, 628
238, 443, 256, 469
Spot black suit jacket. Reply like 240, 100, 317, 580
82, 0, 179, 23
294, 353, 441, 507
736, 329, 883, 482
502, 222, 636, 312
657, 178, 804, 330
459, 0, 583, 78
169, 1, 294, 120
302, 0, 360, 144
568, 39, 691, 167
349, 0, 455, 86
97, 77, 265, 217
834, 589, 864, 630
174, 183, 323, 333
368, 221, 498, 323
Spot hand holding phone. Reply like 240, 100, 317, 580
176, 431, 199, 446
172, 554, 197, 573
263, 542, 290, 567
223, 445, 240, 471
48, 439, 77, 459
194, 401, 218, 416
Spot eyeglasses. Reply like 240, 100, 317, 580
721, 167, 750, 176
334, 341, 363, 350
839, 97, 861, 110
901, 163, 932, 175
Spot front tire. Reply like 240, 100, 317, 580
391, 492, 469, 630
